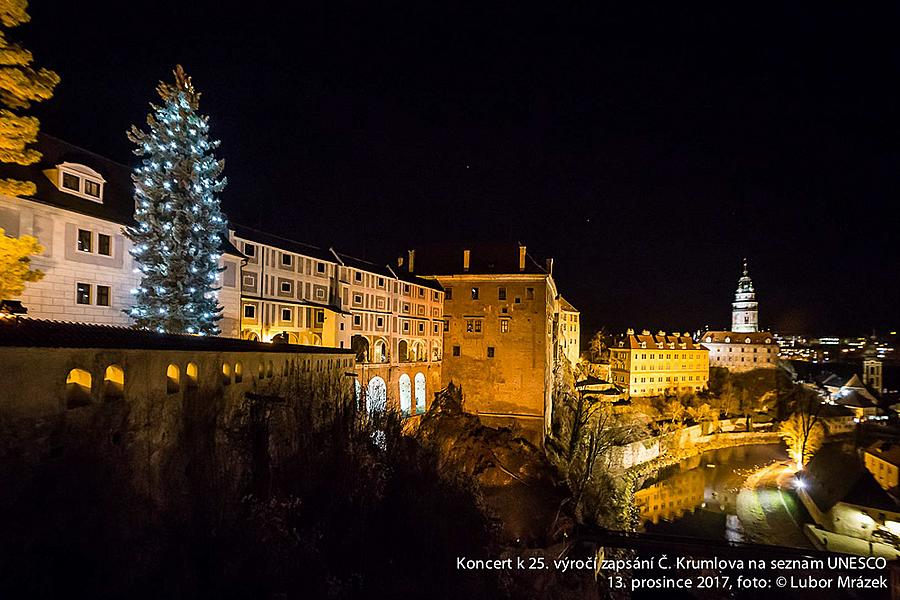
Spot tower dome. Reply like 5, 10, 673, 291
732, 258, 758, 332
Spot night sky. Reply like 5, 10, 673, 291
19, 2, 899, 337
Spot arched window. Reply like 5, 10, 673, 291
66, 368, 92, 408
399, 374, 412, 416
166, 364, 180, 394
235, 362, 243, 383
267, 361, 274, 378
186, 362, 199, 389
366, 376, 387, 413
431, 341, 442, 361
352, 335, 370, 363
258, 363, 265, 379
373, 339, 388, 363
415, 372, 426, 414
411, 340, 426, 362
103, 364, 125, 400
222, 363, 232, 385
398, 340, 409, 362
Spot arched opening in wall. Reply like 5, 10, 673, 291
258, 363, 264, 379
235, 362, 243, 383
103, 364, 125, 400
186, 362, 199, 389
222, 363, 232, 385
352, 335, 370, 363
242, 329, 259, 341
415, 372, 426, 414
366, 376, 387, 413
287, 332, 299, 345
431, 341, 442, 362
398, 339, 409, 362
166, 364, 180, 394
399, 374, 412, 416
411, 340, 427, 362
311, 334, 322, 346
267, 361, 274, 378
66, 368, 92, 408
373, 339, 388, 363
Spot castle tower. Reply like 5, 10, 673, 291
731, 258, 758, 333
863, 339, 883, 394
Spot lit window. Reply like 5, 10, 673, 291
76, 282, 91, 304
466, 319, 482, 333
471, 287, 479, 300
77, 229, 92, 252
243, 243, 256, 257
98, 233, 111, 256
96, 285, 110, 307
84, 179, 101, 198
243, 304, 256, 319
62, 172, 80, 191
500, 320, 509, 333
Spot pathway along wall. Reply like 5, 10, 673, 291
0, 342, 356, 516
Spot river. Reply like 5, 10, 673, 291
635, 443, 813, 548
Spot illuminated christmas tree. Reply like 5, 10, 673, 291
125, 65, 227, 335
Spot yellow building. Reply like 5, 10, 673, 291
405, 243, 569, 441
634, 469, 706, 524
610, 329, 709, 398
864, 443, 900, 494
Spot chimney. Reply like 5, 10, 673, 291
626, 328, 635, 335
463, 249, 470, 272
658, 330, 666, 336
518, 244, 526, 271
407, 249, 415, 273
545, 257, 554, 274
641, 329, 650, 336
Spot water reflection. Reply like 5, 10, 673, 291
635, 444, 789, 541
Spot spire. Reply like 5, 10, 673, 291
742, 257, 748, 277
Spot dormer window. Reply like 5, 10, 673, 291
53, 163, 106, 203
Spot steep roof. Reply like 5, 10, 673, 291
701, 331, 775, 344
866, 442, 900, 468
558, 295, 578, 313
615, 331, 703, 350
804, 445, 899, 513
405, 242, 550, 276
0, 316, 353, 354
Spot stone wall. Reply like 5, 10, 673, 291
0, 344, 355, 513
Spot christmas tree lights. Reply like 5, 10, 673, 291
124, 65, 228, 335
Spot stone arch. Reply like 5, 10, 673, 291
415, 372, 426, 414
242, 329, 259, 341
103, 364, 125, 400
235, 361, 243, 383
431, 340, 442, 361
410, 339, 427, 362
366, 376, 387, 413
352, 335, 370, 363
373, 338, 388, 363
399, 373, 412, 415
66, 368, 92, 408
166, 364, 180, 394
267, 361, 274, 378
222, 362, 232, 385
287, 332, 299, 344
398, 339, 409, 362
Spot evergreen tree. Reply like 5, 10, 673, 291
125, 65, 227, 335
0, 0, 60, 197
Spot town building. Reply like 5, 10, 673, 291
557, 296, 580, 368
700, 331, 778, 371
0, 135, 243, 336
863, 339, 884, 394
404, 243, 568, 440
864, 442, 900, 496
609, 329, 709, 398
231, 227, 445, 416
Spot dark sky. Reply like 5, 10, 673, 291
19, 1, 899, 336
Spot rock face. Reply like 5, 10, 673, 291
415, 383, 567, 544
